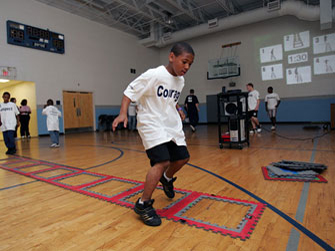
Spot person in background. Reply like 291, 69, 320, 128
265, 87, 280, 130
42, 99, 62, 148
0, 92, 20, 154
246, 83, 261, 134
128, 101, 137, 131
10, 97, 19, 139
19, 99, 31, 138
184, 89, 199, 132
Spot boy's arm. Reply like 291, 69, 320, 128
16, 115, 20, 127
14, 105, 20, 126
276, 100, 281, 108
176, 104, 185, 121
112, 95, 131, 131
255, 99, 260, 111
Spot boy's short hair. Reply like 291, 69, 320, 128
3, 92, 10, 98
268, 87, 273, 92
47, 99, 54, 105
10, 97, 16, 102
190, 89, 194, 94
247, 83, 254, 88
21, 99, 27, 106
171, 42, 194, 56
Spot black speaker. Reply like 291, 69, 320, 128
223, 95, 246, 116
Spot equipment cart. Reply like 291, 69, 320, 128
217, 92, 250, 149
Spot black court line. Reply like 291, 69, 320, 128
0, 180, 38, 191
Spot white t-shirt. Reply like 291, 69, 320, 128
265, 93, 280, 110
248, 90, 260, 111
128, 102, 137, 116
124, 65, 185, 150
0, 102, 19, 131
42, 105, 62, 131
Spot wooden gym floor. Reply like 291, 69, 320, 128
0, 124, 334, 251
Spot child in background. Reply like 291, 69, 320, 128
0, 92, 20, 154
42, 99, 61, 147
128, 101, 137, 131
112, 42, 195, 227
265, 87, 280, 130
10, 97, 19, 139
19, 99, 31, 138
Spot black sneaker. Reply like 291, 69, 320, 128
134, 199, 161, 226
160, 175, 177, 198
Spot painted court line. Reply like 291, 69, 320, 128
286, 139, 319, 251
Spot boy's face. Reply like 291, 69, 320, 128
246, 85, 253, 92
2, 94, 10, 103
168, 52, 194, 76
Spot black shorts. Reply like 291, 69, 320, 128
248, 110, 258, 118
146, 141, 190, 167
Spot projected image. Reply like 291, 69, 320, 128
288, 52, 308, 64
261, 64, 283, 81
284, 31, 310, 51
260, 44, 283, 63
314, 55, 335, 75
313, 33, 335, 54
286, 66, 311, 85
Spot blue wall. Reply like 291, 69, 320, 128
36, 96, 334, 135
257, 96, 334, 123
37, 106, 64, 135
95, 106, 120, 130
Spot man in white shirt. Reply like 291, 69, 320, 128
247, 83, 261, 133
0, 92, 20, 154
265, 87, 280, 130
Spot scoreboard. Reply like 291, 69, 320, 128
7, 20, 65, 54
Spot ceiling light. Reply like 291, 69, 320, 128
0, 79, 10, 83
166, 16, 173, 25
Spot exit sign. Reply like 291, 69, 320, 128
0, 66, 16, 78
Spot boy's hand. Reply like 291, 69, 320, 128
112, 114, 128, 131
178, 110, 186, 121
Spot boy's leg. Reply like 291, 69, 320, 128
20, 120, 25, 137
7, 131, 16, 153
141, 161, 169, 201
49, 131, 57, 145
3, 131, 10, 152
55, 131, 60, 146
165, 158, 189, 179
272, 116, 277, 126
134, 161, 169, 227
130, 116, 136, 130
160, 143, 190, 198
27, 117, 30, 136
251, 116, 257, 129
